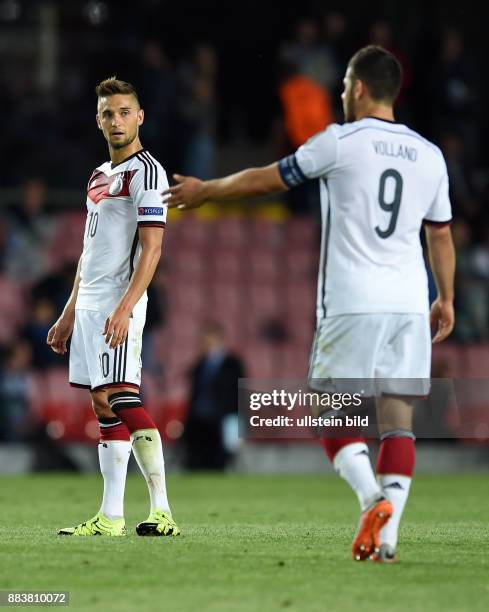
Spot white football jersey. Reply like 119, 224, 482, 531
278, 117, 452, 318
76, 149, 168, 317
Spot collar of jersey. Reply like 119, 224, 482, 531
365, 116, 400, 124
110, 148, 146, 170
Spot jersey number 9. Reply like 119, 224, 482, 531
375, 169, 403, 239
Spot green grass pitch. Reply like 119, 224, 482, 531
0, 473, 488, 611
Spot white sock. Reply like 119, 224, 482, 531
131, 428, 171, 513
378, 474, 412, 549
98, 440, 132, 520
333, 442, 382, 512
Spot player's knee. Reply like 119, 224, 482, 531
90, 390, 114, 419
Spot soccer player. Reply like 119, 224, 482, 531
47, 77, 180, 537
162, 46, 455, 561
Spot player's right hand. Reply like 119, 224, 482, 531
430, 299, 455, 343
162, 174, 207, 210
46, 313, 75, 354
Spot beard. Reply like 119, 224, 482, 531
108, 131, 137, 149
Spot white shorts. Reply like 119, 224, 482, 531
69, 309, 145, 392
308, 314, 431, 397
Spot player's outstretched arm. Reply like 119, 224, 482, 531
46, 255, 82, 354
425, 224, 456, 343
103, 226, 163, 349
162, 163, 287, 210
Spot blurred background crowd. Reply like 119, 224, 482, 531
1, 0, 489, 460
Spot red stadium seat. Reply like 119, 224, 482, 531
47, 211, 85, 268
37, 367, 93, 442
431, 343, 466, 378
211, 282, 243, 315
249, 220, 285, 252
211, 249, 243, 282
284, 249, 318, 278
285, 217, 318, 246
215, 217, 248, 248
249, 249, 280, 281
172, 249, 208, 280
281, 345, 310, 378
178, 215, 212, 249
171, 282, 209, 315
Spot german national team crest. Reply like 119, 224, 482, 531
109, 173, 124, 196
87, 169, 137, 204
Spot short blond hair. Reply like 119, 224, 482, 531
95, 76, 140, 106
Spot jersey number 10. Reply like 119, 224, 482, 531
86, 211, 99, 238
375, 169, 403, 239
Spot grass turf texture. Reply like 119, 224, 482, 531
0, 474, 488, 612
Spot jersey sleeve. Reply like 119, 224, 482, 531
424, 161, 452, 225
278, 125, 339, 188
129, 157, 168, 229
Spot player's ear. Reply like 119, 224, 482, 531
137, 108, 144, 126
353, 79, 364, 101
96, 114, 102, 130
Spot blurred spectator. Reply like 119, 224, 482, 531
430, 28, 477, 157
278, 65, 335, 149
178, 44, 218, 179
322, 11, 351, 68
31, 261, 78, 316
452, 220, 489, 341
440, 132, 472, 207
21, 297, 59, 369
322, 11, 352, 115
139, 40, 178, 168
277, 58, 334, 216
368, 20, 413, 120
0, 340, 33, 441
280, 18, 340, 91
6, 178, 56, 283
183, 321, 244, 470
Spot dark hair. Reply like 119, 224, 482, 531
95, 76, 140, 106
348, 45, 402, 104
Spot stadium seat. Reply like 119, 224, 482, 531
172, 249, 208, 280
172, 282, 209, 315
37, 367, 92, 442
465, 345, 489, 378
431, 343, 466, 378
249, 249, 280, 281
242, 343, 283, 379
178, 215, 212, 249
248, 283, 281, 315
284, 249, 318, 278
47, 211, 85, 267
215, 217, 248, 248
281, 345, 310, 378
285, 217, 318, 246
249, 219, 284, 250
211, 282, 243, 314
211, 249, 243, 282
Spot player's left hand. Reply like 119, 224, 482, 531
162, 174, 207, 210
430, 298, 455, 343
103, 308, 130, 349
